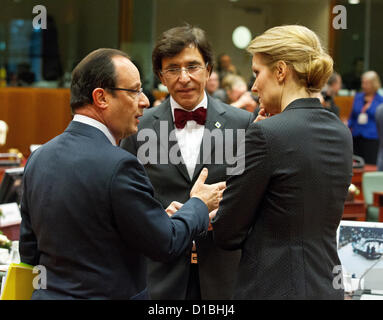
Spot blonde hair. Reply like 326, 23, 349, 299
221, 74, 247, 91
247, 25, 333, 93
362, 71, 381, 92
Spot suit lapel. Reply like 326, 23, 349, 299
193, 97, 227, 180
152, 100, 191, 183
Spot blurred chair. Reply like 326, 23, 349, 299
362, 172, 383, 221
0, 152, 22, 183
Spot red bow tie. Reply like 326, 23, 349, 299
174, 107, 207, 129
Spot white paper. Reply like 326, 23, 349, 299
0, 202, 21, 227
360, 294, 383, 300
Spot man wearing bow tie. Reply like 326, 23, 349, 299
121, 25, 254, 300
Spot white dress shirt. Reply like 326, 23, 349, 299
170, 92, 208, 180
72, 114, 117, 146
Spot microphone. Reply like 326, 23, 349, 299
357, 254, 383, 291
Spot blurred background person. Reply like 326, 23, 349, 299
216, 53, 238, 82
205, 70, 220, 96
213, 74, 259, 113
0, 120, 8, 146
376, 103, 383, 171
320, 71, 342, 117
152, 83, 169, 107
348, 70, 383, 164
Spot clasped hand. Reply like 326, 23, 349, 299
165, 168, 226, 224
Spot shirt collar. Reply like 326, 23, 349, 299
72, 114, 117, 146
170, 91, 208, 121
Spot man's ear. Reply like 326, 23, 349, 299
92, 88, 108, 110
207, 64, 213, 76
158, 72, 167, 87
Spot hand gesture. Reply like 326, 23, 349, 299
190, 168, 226, 212
165, 201, 183, 217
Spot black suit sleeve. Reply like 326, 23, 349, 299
110, 157, 209, 262
212, 123, 270, 250
19, 166, 40, 266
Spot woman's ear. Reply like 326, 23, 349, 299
92, 88, 108, 110
275, 60, 288, 83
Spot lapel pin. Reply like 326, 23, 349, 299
215, 121, 221, 128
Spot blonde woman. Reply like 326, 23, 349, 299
348, 71, 383, 164
212, 25, 353, 300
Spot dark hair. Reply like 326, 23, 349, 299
152, 25, 214, 78
70, 48, 129, 112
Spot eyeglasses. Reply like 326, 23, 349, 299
161, 63, 209, 79
107, 87, 144, 98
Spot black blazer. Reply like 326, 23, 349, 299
121, 95, 254, 299
212, 98, 353, 300
19, 121, 209, 299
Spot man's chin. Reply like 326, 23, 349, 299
173, 95, 203, 110
173, 96, 201, 110
122, 128, 137, 140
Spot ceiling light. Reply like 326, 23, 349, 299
232, 26, 252, 49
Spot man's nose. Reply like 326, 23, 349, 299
139, 92, 150, 109
178, 68, 191, 83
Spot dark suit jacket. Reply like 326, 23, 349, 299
121, 95, 254, 299
19, 121, 209, 299
212, 98, 353, 300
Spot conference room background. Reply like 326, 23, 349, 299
0, 0, 382, 92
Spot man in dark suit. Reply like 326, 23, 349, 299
121, 25, 254, 300
19, 48, 224, 299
